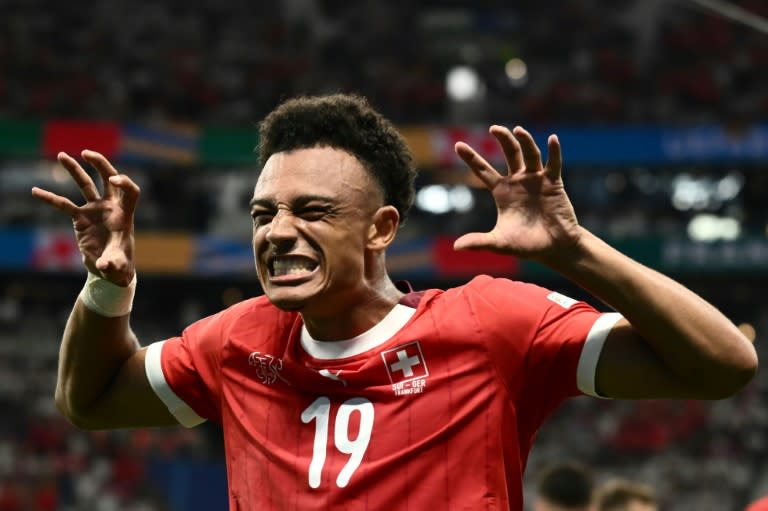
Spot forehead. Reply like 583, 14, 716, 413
254, 146, 379, 201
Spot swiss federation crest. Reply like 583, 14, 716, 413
248, 352, 289, 385
381, 341, 429, 396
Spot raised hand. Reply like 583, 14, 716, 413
31, 151, 139, 286
453, 125, 582, 264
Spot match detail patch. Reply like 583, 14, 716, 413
546, 291, 578, 309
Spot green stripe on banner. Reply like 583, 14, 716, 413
0, 120, 42, 158
199, 126, 259, 166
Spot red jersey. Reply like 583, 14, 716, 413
145, 275, 620, 510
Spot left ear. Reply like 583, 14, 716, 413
366, 205, 400, 251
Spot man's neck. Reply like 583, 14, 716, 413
301, 280, 405, 341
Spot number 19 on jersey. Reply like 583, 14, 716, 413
301, 396, 375, 489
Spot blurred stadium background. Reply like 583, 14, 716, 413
1, 0, 767, 509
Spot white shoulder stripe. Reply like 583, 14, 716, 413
576, 312, 623, 398
145, 341, 206, 428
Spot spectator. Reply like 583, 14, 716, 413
594, 478, 658, 511
533, 461, 595, 511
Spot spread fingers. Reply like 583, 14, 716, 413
57, 152, 100, 201
31, 187, 79, 217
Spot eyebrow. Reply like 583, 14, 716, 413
249, 194, 337, 210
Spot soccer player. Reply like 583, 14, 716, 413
31, 94, 757, 510
593, 478, 658, 511
533, 461, 594, 511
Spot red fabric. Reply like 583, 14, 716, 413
155, 276, 606, 510
746, 496, 768, 511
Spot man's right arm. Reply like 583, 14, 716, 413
56, 297, 178, 429
33, 150, 181, 430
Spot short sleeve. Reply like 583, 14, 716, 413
525, 289, 619, 402
144, 311, 228, 427
464, 277, 620, 426
145, 341, 206, 427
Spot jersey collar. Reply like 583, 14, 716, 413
300, 303, 416, 360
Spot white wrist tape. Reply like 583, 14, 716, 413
79, 272, 137, 317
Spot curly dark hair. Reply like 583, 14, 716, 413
258, 94, 417, 223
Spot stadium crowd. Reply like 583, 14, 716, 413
0, 0, 766, 124
0, 290, 214, 511
0, 0, 765, 243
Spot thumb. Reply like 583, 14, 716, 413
453, 232, 497, 252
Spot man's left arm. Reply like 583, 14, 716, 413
452, 124, 757, 400
554, 227, 757, 399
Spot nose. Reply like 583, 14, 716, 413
264, 208, 298, 248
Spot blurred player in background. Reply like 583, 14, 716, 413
593, 478, 658, 511
533, 461, 594, 511
31, 93, 757, 510
745, 495, 768, 511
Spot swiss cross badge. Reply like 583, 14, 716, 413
381, 341, 429, 395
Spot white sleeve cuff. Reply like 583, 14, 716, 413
144, 341, 207, 428
576, 312, 623, 398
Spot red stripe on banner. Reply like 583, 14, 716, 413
433, 236, 519, 277
435, 127, 504, 167
42, 121, 121, 159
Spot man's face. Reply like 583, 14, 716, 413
250, 146, 384, 314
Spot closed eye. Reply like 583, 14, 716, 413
297, 207, 330, 221
251, 210, 274, 226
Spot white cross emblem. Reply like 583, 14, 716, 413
381, 341, 429, 386
389, 349, 421, 377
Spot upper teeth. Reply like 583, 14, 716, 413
273, 258, 316, 276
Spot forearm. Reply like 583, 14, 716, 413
547, 228, 757, 392
55, 296, 140, 426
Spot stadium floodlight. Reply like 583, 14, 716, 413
416, 184, 475, 214
416, 185, 452, 214
504, 58, 528, 87
446, 66, 483, 102
449, 185, 474, 212
687, 213, 741, 242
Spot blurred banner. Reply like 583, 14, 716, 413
119, 122, 199, 165
431, 124, 768, 167
3, 228, 768, 277
2, 120, 768, 166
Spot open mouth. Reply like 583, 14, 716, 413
269, 255, 319, 278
